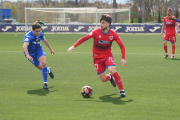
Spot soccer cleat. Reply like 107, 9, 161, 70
120, 90, 126, 97
164, 54, 169, 58
171, 55, 174, 59
43, 83, 48, 89
109, 73, 116, 87
48, 67, 54, 79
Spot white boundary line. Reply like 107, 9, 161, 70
0, 51, 180, 55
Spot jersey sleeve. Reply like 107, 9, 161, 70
73, 30, 94, 47
176, 18, 180, 23
40, 32, 45, 40
163, 17, 166, 24
23, 36, 31, 43
114, 33, 125, 59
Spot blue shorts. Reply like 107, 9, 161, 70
24, 47, 46, 67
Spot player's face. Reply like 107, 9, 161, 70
167, 10, 172, 16
38, 20, 40, 23
33, 28, 41, 37
100, 20, 109, 31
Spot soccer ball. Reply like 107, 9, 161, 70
81, 86, 93, 98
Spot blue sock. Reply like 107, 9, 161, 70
42, 67, 48, 83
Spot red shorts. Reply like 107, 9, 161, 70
93, 54, 116, 75
163, 34, 176, 43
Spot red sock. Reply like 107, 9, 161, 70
164, 45, 168, 54
172, 45, 175, 55
112, 72, 124, 90
103, 74, 111, 82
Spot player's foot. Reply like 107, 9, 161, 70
48, 67, 54, 79
171, 55, 174, 59
43, 83, 48, 89
164, 54, 169, 58
120, 90, 126, 97
109, 73, 116, 87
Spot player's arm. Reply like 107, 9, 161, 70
115, 35, 127, 67
23, 42, 33, 61
176, 22, 179, 35
42, 39, 54, 56
41, 21, 44, 26
68, 34, 92, 52
160, 23, 165, 37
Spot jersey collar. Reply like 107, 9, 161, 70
101, 28, 110, 35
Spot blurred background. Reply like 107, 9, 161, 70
0, 0, 180, 24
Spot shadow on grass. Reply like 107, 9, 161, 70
75, 94, 134, 105
27, 86, 58, 96
166, 58, 180, 61
98, 94, 134, 105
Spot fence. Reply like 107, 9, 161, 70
0, 23, 166, 33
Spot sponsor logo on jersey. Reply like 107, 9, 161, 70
166, 22, 172, 24
98, 40, 110, 44
51, 26, 69, 32
15, 26, 32, 32
2, 26, 12, 32
99, 35, 101, 38
109, 36, 113, 40
125, 26, 145, 32
149, 26, 161, 32
74, 26, 84, 32
111, 26, 122, 32
33, 42, 40, 44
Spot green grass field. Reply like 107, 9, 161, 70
1, 33, 180, 120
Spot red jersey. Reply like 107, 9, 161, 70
73, 28, 125, 59
164, 16, 176, 35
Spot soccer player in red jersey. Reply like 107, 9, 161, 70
68, 14, 127, 97
160, 8, 179, 58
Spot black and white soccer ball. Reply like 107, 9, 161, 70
81, 86, 93, 98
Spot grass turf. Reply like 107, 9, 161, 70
0, 33, 180, 119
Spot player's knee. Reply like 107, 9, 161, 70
163, 42, 167, 46
41, 61, 46, 67
109, 69, 117, 75
99, 76, 106, 82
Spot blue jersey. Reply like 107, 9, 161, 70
23, 31, 45, 53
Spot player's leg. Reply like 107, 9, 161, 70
163, 40, 168, 58
38, 55, 49, 89
170, 35, 176, 58
107, 66, 126, 97
163, 35, 169, 58
36, 48, 54, 79
94, 58, 112, 84
105, 55, 125, 97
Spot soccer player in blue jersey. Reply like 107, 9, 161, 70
23, 23, 54, 89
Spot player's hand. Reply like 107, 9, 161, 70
160, 32, 163, 37
168, 16, 176, 21
26, 55, 33, 61
68, 46, 75, 52
50, 49, 54, 56
121, 59, 127, 67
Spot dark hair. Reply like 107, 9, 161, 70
100, 14, 112, 25
32, 23, 41, 30
168, 8, 172, 12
